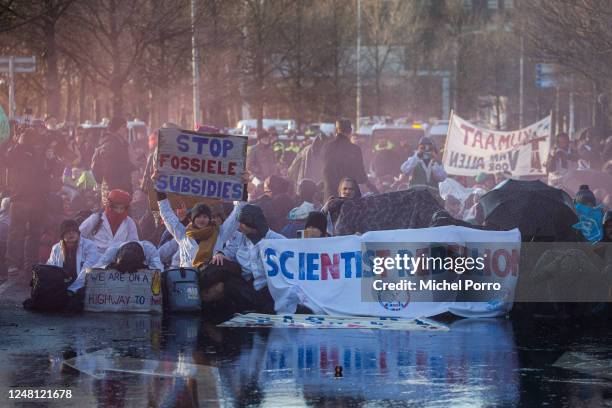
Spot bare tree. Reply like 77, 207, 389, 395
60, 0, 188, 117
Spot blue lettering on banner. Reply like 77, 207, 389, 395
306, 253, 319, 280
265, 248, 278, 277
191, 136, 209, 154
177, 135, 189, 152
210, 139, 222, 157
299, 253, 306, 280
223, 140, 234, 157
280, 251, 295, 279
156, 174, 244, 200
341, 252, 356, 278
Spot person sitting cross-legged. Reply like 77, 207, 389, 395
46, 219, 100, 295
200, 204, 285, 321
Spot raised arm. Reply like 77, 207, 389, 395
157, 193, 187, 242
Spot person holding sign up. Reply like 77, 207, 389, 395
398, 137, 447, 189
152, 171, 248, 269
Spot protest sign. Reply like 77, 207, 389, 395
84, 268, 163, 313
442, 113, 551, 177
154, 128, 247, 201
261, 226, 521, 318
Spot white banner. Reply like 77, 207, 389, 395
155, 128, 247, 201
442, 114, 551, 177
261, 226, 521, 318
84, 269, 163, 313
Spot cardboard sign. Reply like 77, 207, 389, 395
84, 268, 163, 314
442, 113, 551, 177
154, 129, 247, 201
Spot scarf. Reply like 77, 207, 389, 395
104, 207, 128, 236
186, 223, 219, 268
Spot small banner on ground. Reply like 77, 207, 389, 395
442, 113, 551, 177
155, 128, 247, 201
261, 226, 521, 318
84, 268, 163, 313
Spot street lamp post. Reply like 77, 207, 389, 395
191, 0, 201, 128
356, 0, 362, 133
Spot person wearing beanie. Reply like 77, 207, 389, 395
79, 189, 139, 254
203, 204, 286, 318
154, 186, 246, 269
46, 219, 100, 293
575, 184, 597, 208
399, 136, 447, 189
303, 211, 329, 238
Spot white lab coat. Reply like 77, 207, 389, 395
158, 198, 245, 268
93, 240, 164, 271
400, 152, 447, 183
79, 212, 139, 255
46, 237, 100, 293
219, 230, 285, 291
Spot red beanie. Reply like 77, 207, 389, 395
107, 189, 132, 206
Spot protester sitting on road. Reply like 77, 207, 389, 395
46, 219, 99, 294
252, 174, 296, 233
79, 189, 139, 254
322, 177, 362, 234
153, 170, 247, 269
398, 137, 447, 189
281, 179, 319, 238
302, 211, 329, 238
156, 190, 244, 269
202, 204, 285, 318
93, 240, 163, 272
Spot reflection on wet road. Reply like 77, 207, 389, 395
0, 302, 610, 407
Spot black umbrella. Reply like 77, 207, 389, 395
480, 179, 578, 240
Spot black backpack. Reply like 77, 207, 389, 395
23, 264, 73, 311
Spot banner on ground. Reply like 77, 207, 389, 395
84, 268, 163, 313
442, 113, 551, 177
155, 128, 247, 201
261, 226, 521, 319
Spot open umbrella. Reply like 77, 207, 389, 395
480, 179, 579, 240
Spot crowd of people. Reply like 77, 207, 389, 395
1, 115, 611, 319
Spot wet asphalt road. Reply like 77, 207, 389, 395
0, 277, 610, 407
